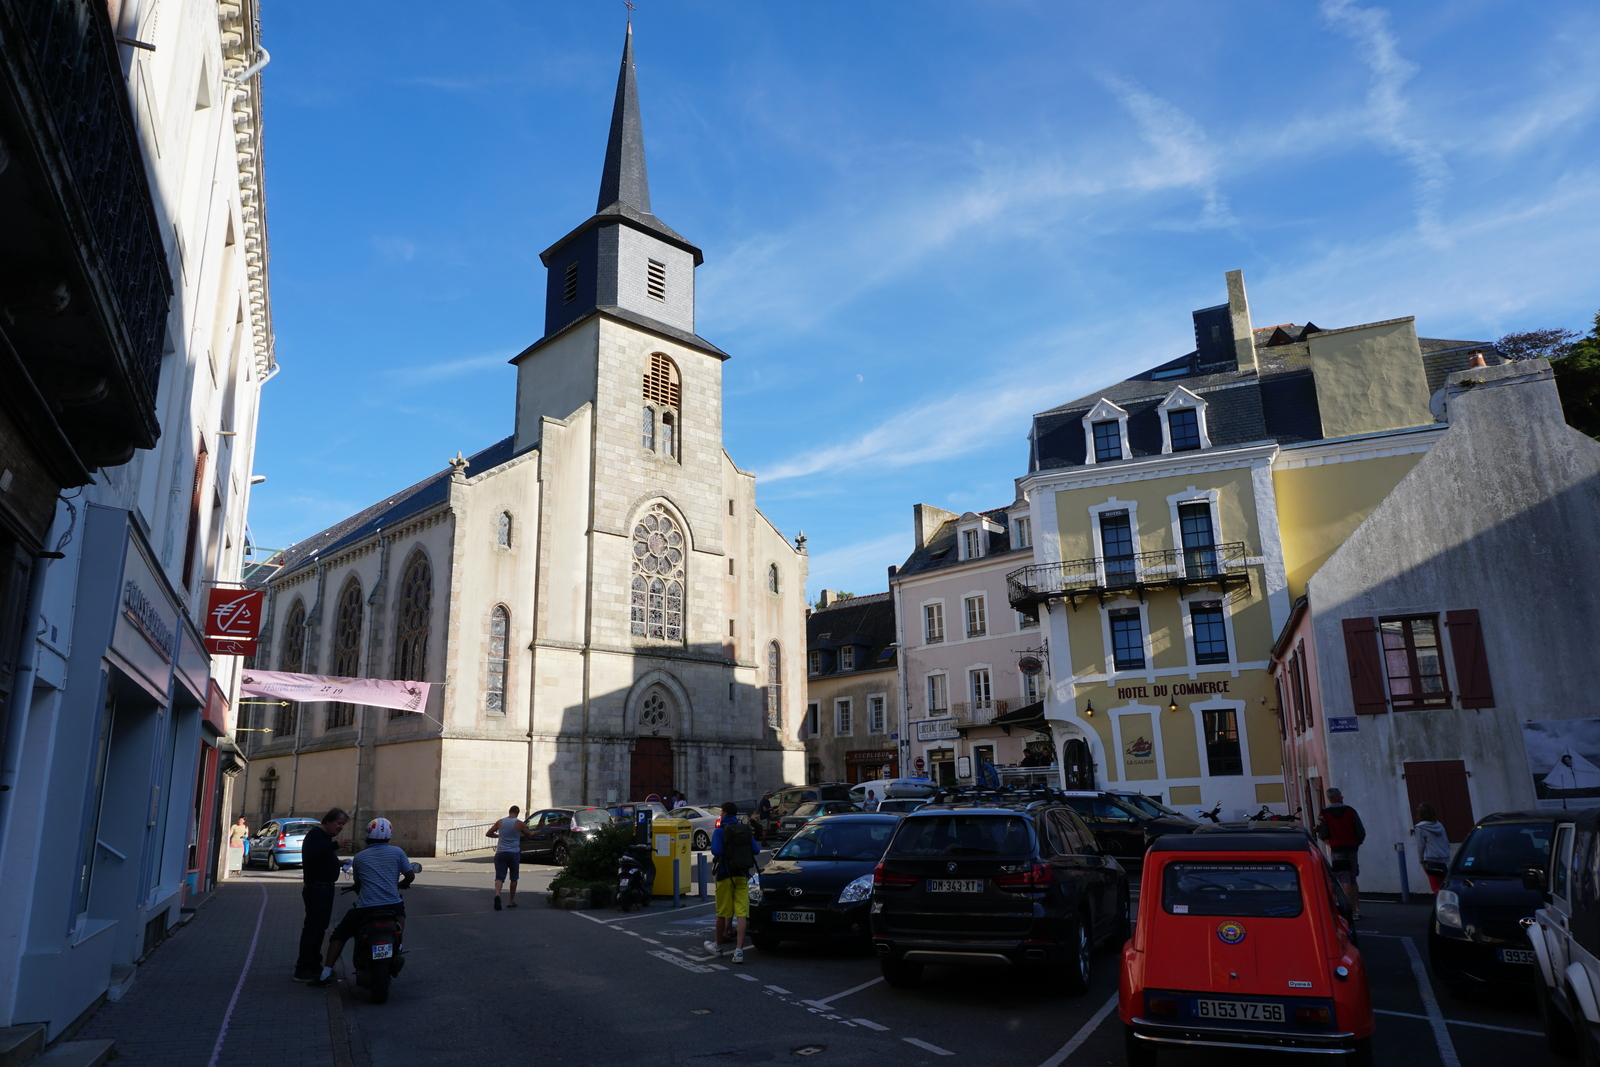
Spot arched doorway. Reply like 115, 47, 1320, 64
1062, 738, 1093, 790
629, 686, 676, 800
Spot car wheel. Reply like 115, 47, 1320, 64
1577, 992, 1600, 1067
880, 957, 922, 988
1347, 1037, 1373, 1067
1124, 1025, 1157, 1067
694, 830, 710, 851
1052, 912, 1093, 995
551, 841, 570, 866
1541, 979, 1577, 1057
266, 852, 280, 872
751, 935, 780, 952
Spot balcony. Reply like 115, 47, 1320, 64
1007, 542, 1251, 615
950, 700, 1007, 727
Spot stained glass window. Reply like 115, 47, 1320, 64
497, 511, 512, 547
630, 505, 684, 642
328, 577, 362, 729
486, 605, 509, 716
276, 599, 305, 737
393, 550, 432, 715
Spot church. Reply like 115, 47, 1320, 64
238, 28, 808, 852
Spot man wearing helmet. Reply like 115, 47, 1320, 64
310, 818, 415, 987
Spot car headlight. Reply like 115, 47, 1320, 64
1435, 889, 1462, 929
748, 874, 762, 906
838, 874, 874, 905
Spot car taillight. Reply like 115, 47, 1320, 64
1147, 997, 1179, 1016
1294, 1006, 1331, 1025
994, 862, 1053, 890
872, 862, 915, 889
277, 833, 286, 847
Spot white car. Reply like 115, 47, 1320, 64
660, 805, 719, 851
1523, 812, 1594, 1058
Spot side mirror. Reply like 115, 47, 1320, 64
1523, 866, 1548, 893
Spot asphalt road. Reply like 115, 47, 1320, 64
331, 859, 1563, 1067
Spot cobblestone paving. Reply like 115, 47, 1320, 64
78, 871, 346, 1067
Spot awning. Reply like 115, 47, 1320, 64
988, 700, 1047, 733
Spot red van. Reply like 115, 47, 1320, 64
1119, 829, 1373, 1066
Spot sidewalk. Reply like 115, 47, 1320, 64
76, 871, 348, 1066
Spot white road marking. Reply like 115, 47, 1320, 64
709, 963, 728, 970
1373, 1009, 1542, 1037
572, 911, 609, 925
642, 938, 661, 944
1399, 935, 1462, 1067
735, 973, 760, 982
903, 1037, 954, 1056
647, 949, 714, 974
766, 985, 793, 994
625, 930, 641, 936
1037, 994, 1120, 1067
807, 976, 884, 1007
852, 1019, 889, 1031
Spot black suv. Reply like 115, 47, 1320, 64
870, 789, 1130, 993
1060, 791, 1197, 864
519, 806, 613, 865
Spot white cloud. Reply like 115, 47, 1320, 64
805, 531, 911, 595
384, 352, 514, 386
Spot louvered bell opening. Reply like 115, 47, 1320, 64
646, 258, 666, 301
563, 261, 579, 304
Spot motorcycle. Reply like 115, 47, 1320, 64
616, 843, 656, 911
342, 861, 421, 1004
1247, 805, 1302, 823
1195, 803, 1223, 824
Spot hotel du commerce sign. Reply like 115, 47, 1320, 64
1115, 679, 1233, 701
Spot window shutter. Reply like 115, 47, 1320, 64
1403, 760, 1475, 842
1341, 617, 1388, 715
1445, 609, 1495, 709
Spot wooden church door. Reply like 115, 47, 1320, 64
630, 737, 674, 800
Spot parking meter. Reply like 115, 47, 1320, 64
634, 807, 653, 846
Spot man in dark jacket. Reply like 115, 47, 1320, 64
1316, 788, 1366, 919
704, 803, 757, 964
294, 808, 349, 980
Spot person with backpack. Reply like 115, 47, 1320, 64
704, 802, 757, 964
1316, 788, 1367, 919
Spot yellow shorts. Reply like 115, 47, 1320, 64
715, 876, 749, 918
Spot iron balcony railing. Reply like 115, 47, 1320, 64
950, 700, 1008, 727
1007, 542, 1251, 613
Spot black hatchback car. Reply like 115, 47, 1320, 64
749, 813, 900, 950
1061, 791, 1196, 864
520, 806, 613, 865
1430, 810, 1569, 995
871, 790, 1129, 993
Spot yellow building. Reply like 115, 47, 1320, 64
1011, 271, 1499, 820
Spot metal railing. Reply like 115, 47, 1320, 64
950, 700, 1008, 726
443, 821, 500, 855
1007, 542, 1251, 612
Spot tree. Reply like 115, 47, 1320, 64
1497, 311, 1600, 440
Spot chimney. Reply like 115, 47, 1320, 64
913, 503, 957, 549
1226, 269, 1255, 372
887, 564, 898, 581
819, 589, 836, 608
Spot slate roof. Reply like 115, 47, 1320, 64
807, 592, 897, 674
896, 508, 1030, 580
272, 436, 522, 578
1030, 318, 1500, 472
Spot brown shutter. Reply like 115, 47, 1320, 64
1403, 760, 1476, 842
1341, 617, 1388, 715
1445, 609, 1495, 709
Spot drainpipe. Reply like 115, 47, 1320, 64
0, 555, 53, 832
226, 48, 271, 84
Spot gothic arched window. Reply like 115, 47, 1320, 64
765, 641, 782, 728
275, 599, 305, 738
767, 563, 780, 595
641, 407, 655, 451
630, 504, 684, 642
328, 577, 363, 728
496, 511, 512, 547
640, 689, 671, 730
393, 549, 432, 715
486, 605, 509, 717
642, 353, 681, 461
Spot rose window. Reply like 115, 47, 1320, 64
640, 691, 669, 729
631, 505, 684, 641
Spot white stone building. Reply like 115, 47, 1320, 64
241, 28, 808, 851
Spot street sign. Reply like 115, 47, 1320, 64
1328, 717, 1359, 733
204, 588, 264, 640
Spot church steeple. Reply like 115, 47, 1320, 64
597, 24, 651, 216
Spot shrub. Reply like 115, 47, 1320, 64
549, 822, 634, 892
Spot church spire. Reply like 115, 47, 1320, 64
597, 23, 651, 215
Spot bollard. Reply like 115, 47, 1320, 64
698, 853, 708, 902
1395, 842, 1410, 904
673, 857, 681, 907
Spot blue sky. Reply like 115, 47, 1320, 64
249, 0, 1600, 599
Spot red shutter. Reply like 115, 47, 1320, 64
1341, 617, 1388, 715
1445, 609, 1495, 709
1404, 760, 1475, 842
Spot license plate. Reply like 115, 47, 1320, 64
371, 943, 393, 959
1195, 999, 1284, 1022
1499, 948, 1536, 965
926, 879, 984, 893
773, 911, 815, 923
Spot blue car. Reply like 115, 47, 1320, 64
246, 817, 323, 870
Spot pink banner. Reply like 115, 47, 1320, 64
238, 670, 431, 714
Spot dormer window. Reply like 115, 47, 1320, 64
1158, 387, 1211, 454
1093, 422, 1122, 462
1012, 516, 1031, 549
1081, 398, 1130, 466
962, 530, 981, 559
840, 646, 855, 670
1168, 409, 1200, 451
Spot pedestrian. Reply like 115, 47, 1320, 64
294, 808, 349, 981
310, 818, 415, 987
704, 802, 757, 964
227, 816, 249, 875
484, 805, 535, 910
1412, 804, 1451, 893
1315, 788, 1367, 919
671, 791, 687, 810
757, 794, 773, 842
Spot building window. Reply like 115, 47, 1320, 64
806, 702, 819, 737
962, 529, 981, 559
964, 595, 986, 637
1093, 421, 1122, 462
1099, 510, 1135, 585
328, 577, 362, 729
646, 258, 666, 301
969, 668, 992, 708
276, 599, 306, 737
1168, 408, 1201, 451
1013, 516, 1031, 549
486, 605, 509, 716
808, 649, 822, 674
1294, 641, 1313, 728
1109, 608, 1144, 671
642, 353, 681, 460
1179, 502, 1217, 577
924, 603, 944, 643
835, 698, 853, 736
838, 645, 854, 671
768, 564, 780, 594
393, 550, 432, 715
563, 261, 579, 304
766, 642, 782, 728
928, 674, 948, 714
1022, 669, 1040, 702
496, 511, 512, 547
1203, 709, 1244, 776
660, 412, 676, 458
1191, 600, 1229, 665
630, 506, 685, 643
868, 695, 886, 734
1017, 610, 1039, 630
1380, 615, 1450, 707
644, 352, 681, 406
641, 406, 655, 450
259, 768, 278, 816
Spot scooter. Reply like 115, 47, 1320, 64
1195, 803, 1223, 824
1247, 805, 1303, 823
342, 861, 421, 1004
616, 843, 656, 911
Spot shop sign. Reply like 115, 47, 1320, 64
1117, 680, 1231, 701
123, 579, 175, 661
846, 749, 895, 764
914, 718, 959, 742
204, 588, 264, 640
1328, 717, 1359, 733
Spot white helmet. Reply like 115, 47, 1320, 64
365, 817, 393, 841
